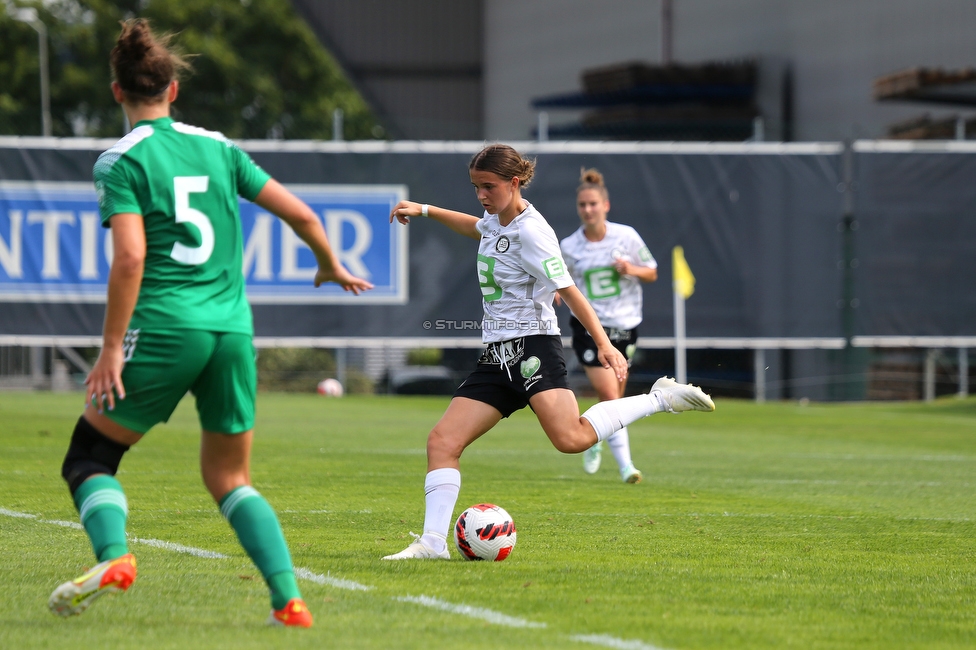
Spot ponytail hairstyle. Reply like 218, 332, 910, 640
110, 18, 190, 103
577, 167, 609, 200
469, 144, 536, 189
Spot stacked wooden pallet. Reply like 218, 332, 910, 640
886, 114, 976, 139
874, 67, 976, 101
875, 67, 976, 139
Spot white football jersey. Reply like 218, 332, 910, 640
560, 222, 657, 330
475, 203, 574, 343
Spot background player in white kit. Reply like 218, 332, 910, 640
384, 145, 714, 560
559, 168, 658, 483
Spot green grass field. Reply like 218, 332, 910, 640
1, 392, 974, 649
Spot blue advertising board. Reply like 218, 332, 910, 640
0, 181, 408, 304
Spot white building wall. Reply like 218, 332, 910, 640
484, 0, 976, 141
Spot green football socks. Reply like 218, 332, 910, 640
219, 486, 302, 609
73, 474, 129, 562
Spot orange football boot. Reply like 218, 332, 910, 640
268, 597, 314, 627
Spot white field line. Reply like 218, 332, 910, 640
42, 519, 84, 529
0, 507, 39, 519
130, 536, 229, 559
294, 567, 372, 592
1, 506, 662, 650
571, 634, 669, 650
396, 595, 546, 628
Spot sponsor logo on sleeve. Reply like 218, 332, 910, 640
542, 257, 566, 279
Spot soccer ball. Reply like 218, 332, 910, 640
317, 378, 344, 397
454, 503, 517, 561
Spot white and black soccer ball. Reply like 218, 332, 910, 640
454, 503, 517, 561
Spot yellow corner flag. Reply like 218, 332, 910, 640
672, 246, 695, 299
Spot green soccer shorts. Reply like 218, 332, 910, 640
106, 329, 257, 434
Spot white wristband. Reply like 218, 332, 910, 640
421, 204, 429, 217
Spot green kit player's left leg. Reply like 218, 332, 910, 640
50, 418, 138, 617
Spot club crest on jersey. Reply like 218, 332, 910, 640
495, 236, 510, 253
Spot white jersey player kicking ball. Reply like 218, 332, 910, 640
385, 144, 714, 560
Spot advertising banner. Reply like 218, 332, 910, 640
0, 181, 407, 304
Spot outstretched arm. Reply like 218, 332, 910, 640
254, 179, 373, 293
557, 285, 628, 381
390, 200, 481, 240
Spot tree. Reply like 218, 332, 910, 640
0, 0, 379, 139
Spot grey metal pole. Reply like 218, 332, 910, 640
752, 116, 765, 142
37, 20, 51, 137
537, 112, 549, 142
923, 348, 937, 402
754, 348, 766, 403
15, 9, 51, 137
30, 346, 46, 389
332, 108, 344, 142
959, 348, 969, 398
673, 288, 686, 384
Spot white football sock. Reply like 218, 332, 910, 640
582, 392, 667, 442
420, 467, 460, 552
607, 426, 633, 470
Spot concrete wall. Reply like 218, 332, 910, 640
293, 0, 483, 139
484, 0, 976, 141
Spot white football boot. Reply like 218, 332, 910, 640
582, 442, 603, 474
382, 532, 450, 560
651, 377, 715, 413
49, 553, 137, 617
620, 463, 643, 484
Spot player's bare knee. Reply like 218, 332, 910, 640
549, 429, 591, 454
427, 426, 464, 461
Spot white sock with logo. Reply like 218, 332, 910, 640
420, 467, 460, 552
607, 426, 633, 470
581, 392, 667, 442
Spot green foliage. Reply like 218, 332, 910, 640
1, 393, 974, 648
0, 0, 378, 139
406, 348, 443, 366
256, 347, 334, 392
254, 348, 375, 394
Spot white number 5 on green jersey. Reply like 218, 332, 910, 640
171, 176, 215, 265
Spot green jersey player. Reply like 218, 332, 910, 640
48, 19, 372, 627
